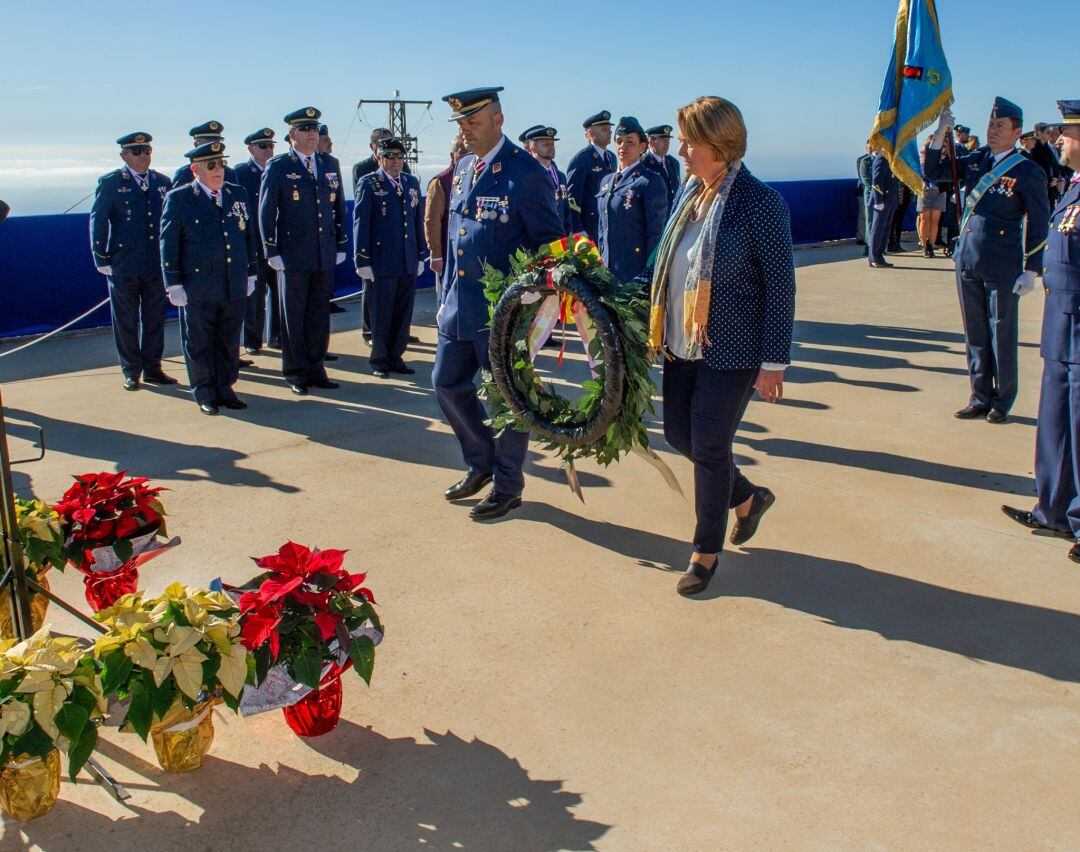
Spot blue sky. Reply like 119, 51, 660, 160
0, 0, 1062, 215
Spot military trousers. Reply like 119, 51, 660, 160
243, 258, 278, 350
368, 276, 416, 370
867, 198, 896, 264
108, 273, 166, 378
956, 269, 1019, 413
1033, 358, 1080, 538
433, 330, 527, 497
280, 269, 332, 386
180, 297, 245, 405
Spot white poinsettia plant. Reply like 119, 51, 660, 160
92, 583, 251, 740
0, 628, 106, 779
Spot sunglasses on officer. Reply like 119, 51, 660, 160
202, 159, 226, 171
128, 146, 152, 156
294, 122, 319, 133
253, 142, 275, 150
379, 151, 404, 160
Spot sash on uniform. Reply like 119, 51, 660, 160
958, 151, 1026, 236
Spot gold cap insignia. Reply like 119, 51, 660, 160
263, 128, 272, 137
135, 134, 146, 143
306, 108, 315, 117
211, 142, 222, 152
210, 122, 220, 131
448, 98, 463, 112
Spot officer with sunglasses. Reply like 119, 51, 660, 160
90, 132, 178, 390
258, 106, 349, 395
234, 128, 280, 353
172, 121, 239, 187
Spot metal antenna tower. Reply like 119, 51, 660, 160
357, 91, 433, 166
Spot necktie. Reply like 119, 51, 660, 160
305, 156, 315, 178
211, 190, 222, 208
137, 174, 148, 192
473, 158, 486, 181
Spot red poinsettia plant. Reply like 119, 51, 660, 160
236, 542, 382, 690
53, 471, 168, 569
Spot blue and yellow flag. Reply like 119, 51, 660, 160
869, 0, 953, 195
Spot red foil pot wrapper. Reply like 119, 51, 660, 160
282, 660, 352, 737
83, 562, 140, 612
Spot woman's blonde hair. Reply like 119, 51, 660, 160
676, 96, 747, 164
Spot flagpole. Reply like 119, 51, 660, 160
947, 131, 963, 236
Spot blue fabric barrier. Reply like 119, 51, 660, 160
0, 180, 904, 340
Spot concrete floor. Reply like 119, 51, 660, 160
1, 244, 1078, 850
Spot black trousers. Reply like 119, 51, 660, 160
280, 269, 332, 386
109, 274, 166, 378
243, 258, 278, 350
956, 269, 1019, 413
368, 276, 416, 369
663, 359, 758, 554
180, 298, 245, 405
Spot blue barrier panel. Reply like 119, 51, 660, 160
0, 180, 915, 340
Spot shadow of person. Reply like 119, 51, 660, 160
794, 320, 966, 352
15, 723, 610, 851
697, 547, 1080, 684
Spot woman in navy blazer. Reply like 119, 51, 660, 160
639, 96, 796, 596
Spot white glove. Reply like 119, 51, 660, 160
335, 252, 346, 265
874, 203, 885, 211
933, 109, 956, 143
1013, 270, 1037, 296
96, 265, 113, 276
267, 255, 284, 271
417, 261, 426, 277
436, 303, 445, 326
246, 276, 256, 297
356, 266, 374, 281
166, 285, 188, 307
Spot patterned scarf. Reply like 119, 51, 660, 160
647, 162, 741, 360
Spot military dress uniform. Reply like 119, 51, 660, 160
566, 111, 616, 240
596, 118, 668, 283
925, 98, 1051, 418
89, 132, 174, 386
160, 143, 259, 414
433, 88, 565, 517
643, 125, 682, 212
233, 128, 279, 352
353, 143, 427, 375
867, 153, 899, 266
523, 126, 572, 235
172, 121, 239, 187
258, 107, 348, 392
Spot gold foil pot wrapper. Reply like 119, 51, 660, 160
0, 749, 61, 822
0, 572, 50, 640
150, 699, 218, 773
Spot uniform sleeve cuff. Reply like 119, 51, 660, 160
761, 362, 788, 371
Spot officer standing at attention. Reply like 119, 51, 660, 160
89, 132, 177, 390
259, 107, 348, 395
353, 137, 427, 378
643, 124, 682, 211
866, 151, 899, 268
160, 142, 258, 416
433, 86, 564, 521
172, 121, 238, 187
566, 110, 616, 240
523, 126, 572, 235
596, 117, 668, 283
1002, 100, 1080, 561
233, 128, 278, 354
926, 98, 1051, 423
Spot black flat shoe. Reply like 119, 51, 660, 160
730, 487, 776, 546
310, 380, 340, 390
219, 398, 248, 410
954, 403, 989, 419
372, 368, 389, 379
470, 490, 522, 521
677, 561, 716, 597
389, 363, 416, 375
244, 346, 260, 355
238, 358, 255, 368
869, 261, 895, 269
445, 471, 493, 501
1001, 505, 1072, 538
144, 371, 178, 385
199, 403, 219, 416
330, 303, 347, 314
985, 409, 1007, 424
408, 334, 420, 343
123, 377, 140, 391
289, 384, 309, 395
1070, 543, 1080, 564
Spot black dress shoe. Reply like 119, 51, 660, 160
1000, 505, 1072, 538
954, 403, 989, 419
330, 303, 347, 314
1069, 543, 1080, 564
238, 358, 255, 368
362, 331, 373, 343
372, 368, 389, 379
389, 363, 416, 375
325, 353, 339, 361
677, 561, 717, 597
123, 376, 140, 391
244, 346, 260, 355
444, 471, 493, 501
219, 398, 248, 410
268, 338, 281, 349
470, 490, 522, 521
143, 371, 178, 385
730, 487, 776, 546
985, 409, 1007, 424
199, 403, 220, 416
408, 334, 420, 343
310, 379, 340, 390
290, 384, 309, 395
869, 261, 894, 269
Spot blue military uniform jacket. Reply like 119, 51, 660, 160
925, 145, 1051, 279
596, 162, 668, 283
353, 170, 428, 277
1040, 181, 1080, 363
89, 167, 173, 277
258, 149, 348, 272
232, 160, 267, 259
566, 144, 616, 238
641, 152, 681, 210
172, 163, 239, 188
870, 154, 899, 206
441, 138, 565, 340
160, 182, 259, 302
